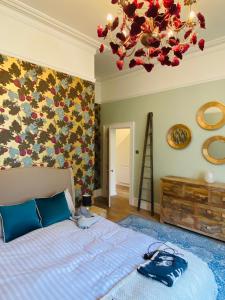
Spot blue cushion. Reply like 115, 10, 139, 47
0, 200, 42, 243
36, 192, 71, 227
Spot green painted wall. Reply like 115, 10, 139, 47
101, 79, 225, 203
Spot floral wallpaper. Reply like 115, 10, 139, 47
0, 54, 96, 198
94, 103, 101, 189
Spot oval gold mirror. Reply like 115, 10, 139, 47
167, 124, 192, 149
202, 136, 225, 165
196, 101, 225, 130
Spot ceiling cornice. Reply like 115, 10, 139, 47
0, 0, 100, 51
96, 35, 225, 82
99, 36, 225, 103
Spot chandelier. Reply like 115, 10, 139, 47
97, 0, 206, 72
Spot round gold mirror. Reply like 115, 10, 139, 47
202, 136, 225, 165
196, 101, 225, 130
167, 124, 192, 149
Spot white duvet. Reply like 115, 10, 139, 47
102, 242, 218, 300
0, 217, 217, 300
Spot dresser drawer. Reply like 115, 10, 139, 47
161, 207, 196, 229
196, 219, 225, 238
184, 185, 208, 204
161, 198, 195, 228
161, 181, 183, 197
196, 205, 225, 223
210, 189, 225, 209
162, 196, 194, 214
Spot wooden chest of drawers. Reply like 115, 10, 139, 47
160, 176, 225, 242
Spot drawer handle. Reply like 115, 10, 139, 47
202, 224, 211, 231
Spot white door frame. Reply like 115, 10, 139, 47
103, 122, 135, 207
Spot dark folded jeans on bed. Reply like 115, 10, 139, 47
137, 250, 188, 287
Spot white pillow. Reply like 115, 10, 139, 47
64, 189, 75, 216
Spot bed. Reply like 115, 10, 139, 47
0, 167, 218, 300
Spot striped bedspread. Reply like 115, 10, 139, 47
0, 218, 156, 300
0, 218, 217, 300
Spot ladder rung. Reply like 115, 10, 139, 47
139, 199, 151, 202
144, 166, 151, 168
143, 177, 151, 180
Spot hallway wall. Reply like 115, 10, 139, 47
116, 129, 130, 186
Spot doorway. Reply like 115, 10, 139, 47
107, 122, 135, 208
113, 128, 130, 200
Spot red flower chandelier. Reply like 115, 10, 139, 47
97, 0, 206, 72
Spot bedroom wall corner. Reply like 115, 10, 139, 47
94, 103, 101, 191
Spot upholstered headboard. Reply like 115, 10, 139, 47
0, 167, 75, 205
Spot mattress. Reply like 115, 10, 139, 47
0, 217, 217, 300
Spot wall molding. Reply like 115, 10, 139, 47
0, 1, 96, 82
103, 74, 225, 103
133, 197, 160, 214
100, 36, 225, 103
1, 0, 99, 51
98, 36, 225, 83
0, 47, 96, 83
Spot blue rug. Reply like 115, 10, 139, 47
118, 215, 225, 300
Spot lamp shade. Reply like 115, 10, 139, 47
82, 194, 92, 207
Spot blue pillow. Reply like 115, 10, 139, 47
0, 200, 42, 243
36, 191, 71, 227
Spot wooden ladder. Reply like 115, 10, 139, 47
137, 112, 154, 216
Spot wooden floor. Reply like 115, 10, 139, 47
94, 194, 159, 223
116, 184, 130, 198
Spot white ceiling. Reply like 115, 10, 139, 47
18, 0, 225, 79
18, 0, 119, 41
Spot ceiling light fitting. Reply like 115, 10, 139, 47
97, 0, 206, 73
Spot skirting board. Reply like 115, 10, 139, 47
93, 189, 160, 214
133, 197, 160, 214
93, 189, 102, 198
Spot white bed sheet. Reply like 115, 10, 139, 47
0, 218, 156, 300
0, 218, 217, 300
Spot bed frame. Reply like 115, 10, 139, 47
0, 167, 75, 205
